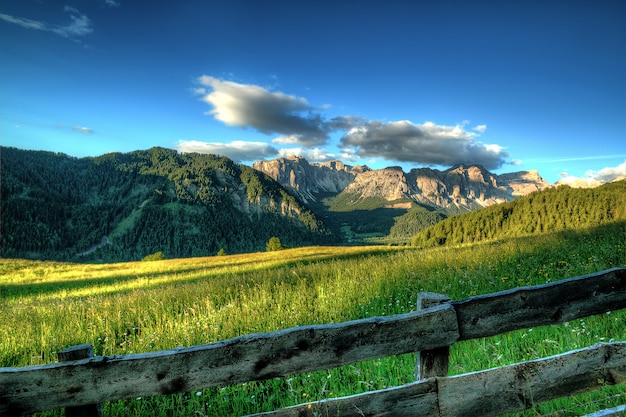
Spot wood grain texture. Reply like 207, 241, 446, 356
415, 293, 451, 380
245, 379, 439, 417
438, 342, 626, 417
2, 268, 624, 416
250, 342, 626, 417
57, 345, 102, 417
452, 268, 626, 340
0, 304, 458, 415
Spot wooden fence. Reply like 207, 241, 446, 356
1, 267, 625, 416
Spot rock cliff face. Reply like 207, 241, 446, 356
343, 167, 410, 201
253, 157, 550, 210
406, 165, 550, 209
252, 156, 368, 203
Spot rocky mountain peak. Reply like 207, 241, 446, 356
252, 157, 366, 203
254, 156, 551, 210
342, 167, 410, 201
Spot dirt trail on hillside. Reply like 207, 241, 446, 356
76, 236, 111, 257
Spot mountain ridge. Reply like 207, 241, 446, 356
0, 147, 335, 261
253, 156, 551, 211
3, 146, 615, 262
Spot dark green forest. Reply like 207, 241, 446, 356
411, 180, 626, 247
1, 147, 336, 261
389, 205, 447, 240
3, 146, 624, 262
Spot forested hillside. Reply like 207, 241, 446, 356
411, 180, 626, 247
388, 205, 447, 240
1, 147, 335, 261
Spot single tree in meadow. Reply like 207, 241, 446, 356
266, 236, 284, 252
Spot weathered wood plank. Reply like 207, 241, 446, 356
250, 342, 626, 417
438, 342, 626, 417
245, 378, 439, 417
583, 404, 626, 417
0, 304, 458, 415
452, 268, 626, 340
57, 344, 102, 417
415, 292, 451, 380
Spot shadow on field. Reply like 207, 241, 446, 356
0, 247, 399, 300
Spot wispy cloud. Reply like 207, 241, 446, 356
0, 13, 46, 30
558, 160, 626, 186
72, 126, 94, 134
277, 147, 339, 162
194, 76, 506, 168
585, 160, 626, 183
0, 7, 92, 39
176, 140, 278, 162
525, 154, 626, 164
54, 6, 92, 38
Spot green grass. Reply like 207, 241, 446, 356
1, 222, 625, 416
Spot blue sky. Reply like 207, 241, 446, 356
1, 0, 624, 185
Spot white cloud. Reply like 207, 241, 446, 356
558, 160, 625, 187
272, 135, 301, 145
197, 76, 330, 146
585, 160, 626, 183
557, 173, 602, 188
72, 126, 93, 134
54, 7, 92, 38
193, 75, 504, 168
0, 7, 92, 39
0, 13, 46, 30
176, 140, 278, 162
338, 147, 360, 163
278, 147, 336, 162
339, 120, 508, 170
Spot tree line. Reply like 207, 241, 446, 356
1, 147, 336, 262
411, 181, 626, 247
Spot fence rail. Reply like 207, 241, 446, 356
250, 342, 626, 417
1, 267, 625, 416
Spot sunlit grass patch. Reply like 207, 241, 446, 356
0, 222, 624, 416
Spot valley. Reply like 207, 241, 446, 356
1, 146, 562, 261
1, 146, 624, 415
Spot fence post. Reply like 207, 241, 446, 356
415, 292, 451, 380
57, 344, 102, 417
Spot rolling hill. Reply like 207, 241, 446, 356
411, 180, 626, 247
0, 147, 335, 261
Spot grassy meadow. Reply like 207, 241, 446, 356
1, 221, 625, 416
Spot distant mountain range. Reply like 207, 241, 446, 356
253, 155, 550, 211
1, 146, 592, 262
